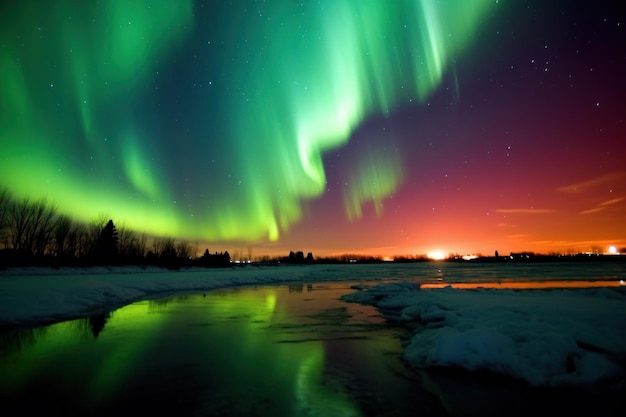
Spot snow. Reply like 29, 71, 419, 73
1, 263, 625, 389
0, 265, 323, 327
341, 282, 626, 388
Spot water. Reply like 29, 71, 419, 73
1, 261, 625, 416
0, 282, 446, 416
354, 260, 625, 283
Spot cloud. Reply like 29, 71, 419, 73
599, 197, 624, 206
505, 234, 529, 240
495, 208, 557, 214
527, 239, 574, 248
578, 207, 605, 215
557, 172, 625, 193
578, 196, 624, 215
496, 223, 517, 228
565, 239, 625, 249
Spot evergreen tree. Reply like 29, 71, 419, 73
94, 219, 118, 263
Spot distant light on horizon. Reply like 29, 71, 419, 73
608, 246, 618, 255
428, 251, 446, 260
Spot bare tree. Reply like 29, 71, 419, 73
137, 233, 148, 258
153, 236, 176, 259
53, 214, 73, 257
117, 222, 139, 259
9, 196, 34, 255
176, 240, 192, 259
152, 237, 164, 258
0, 187, 11, 249
161, 237, 176, 259
71, 223, 89, 258
30, 199, 56, 257
85, 214, 110, 256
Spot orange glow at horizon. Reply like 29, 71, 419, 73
427, 251, 446, 260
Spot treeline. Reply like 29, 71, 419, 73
315, 254, 386, 264
281, 250, 314, 264
0, 188, 229, 269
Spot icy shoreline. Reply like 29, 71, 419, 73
0, 263, 407, 327
342, 282, 626, 389
0, 265, 321, 328
2, 264, 626, 390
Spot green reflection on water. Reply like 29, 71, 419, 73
295, 346, 361, 416
0, 283, 403, 416
0, 301, 170, 408
84, 302, 169, 405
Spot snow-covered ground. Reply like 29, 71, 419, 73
0, 265, 329, 327
342, 282, 626, 389
1, 263, 625, 390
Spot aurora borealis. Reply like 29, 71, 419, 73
1, 0, 625, 257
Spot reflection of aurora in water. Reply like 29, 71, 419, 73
0, 0, 495, 242
0, 284, 436, 416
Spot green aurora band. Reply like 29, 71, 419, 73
0, 0, 495, 242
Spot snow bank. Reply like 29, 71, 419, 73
0, 265, 333, 327
2, 263, 625, 389
0, 263, 409, 327
342, 283, 626, 388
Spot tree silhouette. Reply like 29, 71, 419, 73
0, 187, 11, 248
53, 214, 72, 258
198, 248, 230, 267
94, 219, 118, 263
285, 250, 307, 263
0, 191, 235, 268
87, 312, 111, 338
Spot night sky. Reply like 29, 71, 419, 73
1, 0, 624, 258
